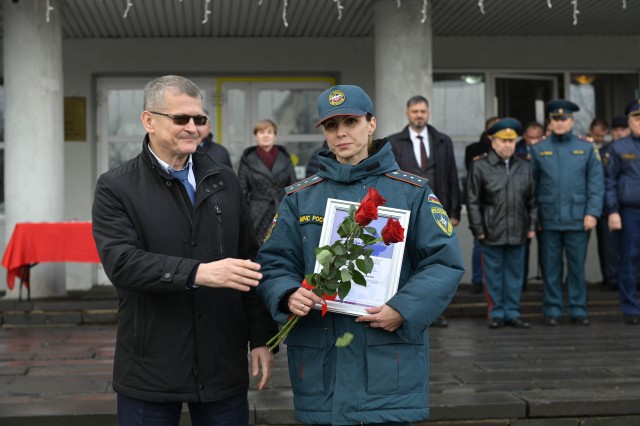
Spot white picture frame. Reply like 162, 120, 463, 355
313, 198, 410, 316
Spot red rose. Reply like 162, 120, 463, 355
361, 187, 386, 208
381, 218, 405, 245
355, 201, 378, 227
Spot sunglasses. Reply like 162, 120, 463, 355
149, 111, 208, 126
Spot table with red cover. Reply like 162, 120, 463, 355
2, 222, 101, 298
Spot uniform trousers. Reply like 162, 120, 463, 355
481, 244, 526, 320
117, 392, 249, 426
471, 238, 484, 286
618, 208, 640, 316
596, 214, 620, 285
540, 230, 588, 318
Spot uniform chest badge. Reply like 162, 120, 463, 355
539, 151, 554, 157
572, 150, 585, 155
431, 207, 453, 237
622, 153, 638, 160
328, 90, 346, 106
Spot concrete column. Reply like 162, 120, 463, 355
3, 0, 65, 298
374, 0, 433, 137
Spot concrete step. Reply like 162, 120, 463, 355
0, 282, 625, 326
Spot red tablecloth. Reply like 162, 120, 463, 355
2, 222, 101, 290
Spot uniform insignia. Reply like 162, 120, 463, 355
328, 89, 346, 106
572, 150, 585, 155
286, 176, 324, 195
299, 214, 324, 225
622, 153, 638, 160
431, 206, 453, 237
427, 194, 442, 206
385, 171, 427, 187
472, 153, 489, 161
539, 151, 554, 157
263, 213, 278, 243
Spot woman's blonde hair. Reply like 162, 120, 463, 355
253, 119, 278, 136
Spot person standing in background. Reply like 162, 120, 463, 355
605, 99, 640, 325
199, 109, 233, 169
467, 118, 537, 329
238, 119, 297, 244
388, 95, 461, 327
530, 100, 604, 327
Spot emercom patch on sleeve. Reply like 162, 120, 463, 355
431, 206, 453, 237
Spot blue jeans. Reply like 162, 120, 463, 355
117, 392, 249, 426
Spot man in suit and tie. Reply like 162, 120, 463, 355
388, 95, 462, 327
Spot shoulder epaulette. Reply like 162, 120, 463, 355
385, 170, 427, 187
286, 175, 324, 195
472, 153, 489, 161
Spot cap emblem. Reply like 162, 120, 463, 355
328, 90, 346, 106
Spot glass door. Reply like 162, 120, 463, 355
494, 74, 559, 126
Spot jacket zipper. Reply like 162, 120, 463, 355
214, 203, 223, 254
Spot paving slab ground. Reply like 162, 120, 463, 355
1, 314, 639, 426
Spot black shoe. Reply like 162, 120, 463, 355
505, 318, 530, 328
544, 316, 559, 326
624, 316, 640, 325
489, 318, 504, 329
570, 316, 591, 326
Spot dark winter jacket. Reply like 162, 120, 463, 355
92, 136, 277, 403
466, 150, 538, 245
238, 145, 297, 242
388, 125, 461, 220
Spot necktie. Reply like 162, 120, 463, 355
418, 135, 428, 172
169, 167, 195, 206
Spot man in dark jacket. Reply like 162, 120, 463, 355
387, 95, 461, 224
92, 75, 277, 425
388, 95, 461, 328
467, 118, 538, 329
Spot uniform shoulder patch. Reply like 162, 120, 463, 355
431, 206, 453, 237
286, 175, 324, 195
472, 153, 489, 161
385, 170, 427, 187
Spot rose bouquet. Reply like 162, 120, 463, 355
266, 188, 405, 352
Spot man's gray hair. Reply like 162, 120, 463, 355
143, 75, 203, 111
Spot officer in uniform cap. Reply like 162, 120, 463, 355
530, 99, 604, 326
467, 118, 537, 329
605, 99, 640, 325
611, 116, 631, 142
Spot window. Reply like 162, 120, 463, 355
570, 73, 640, 137
431, 73, 486, 180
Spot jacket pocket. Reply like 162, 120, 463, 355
285, 327, 328, 396
571, 194, 586, 220
538, 194, 554, 222
365, 328, 427, 395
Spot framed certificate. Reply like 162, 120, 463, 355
313, 198, 410, 316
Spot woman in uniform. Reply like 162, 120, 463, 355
256, 85, 464, 425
